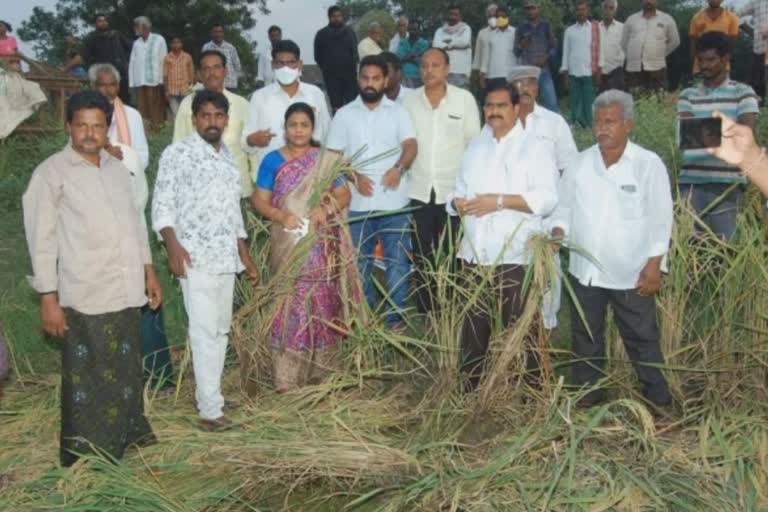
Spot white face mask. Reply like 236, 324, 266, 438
275, 66, 300, 85
488, 17, 497, 28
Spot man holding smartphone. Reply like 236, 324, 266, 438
677, 31, 759, 239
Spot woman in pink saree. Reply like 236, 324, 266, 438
251, 102, 358, 391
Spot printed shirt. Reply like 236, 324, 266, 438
241, 81, 331, 163
327, 96, 416, 212
404, 85, 481, 204
621, 10, 680, 72
513, 21, 557, 66
173, 88, 256, 197
560, 21, 595, 77
397, 37, 430, 79
152, 133, 246, 275
677, 79, 759, 184
163, 51, 195, 96
689, 9, 738, 72
550, 142, 673, 290
128, 33, 167, 87
446, 123, 559, 266
599, 20, 625, 74
482, 27, 519, 79
202, 40, 242, 89
432, 23, 473, 76
22, 145, 152, 315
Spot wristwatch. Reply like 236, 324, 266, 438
396, 163, 407, 174
496, 194, 504, 211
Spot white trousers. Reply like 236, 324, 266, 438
541, 253, 562, 330
179, 268, 235, 420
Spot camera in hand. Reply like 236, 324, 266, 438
678, 117, 722, 150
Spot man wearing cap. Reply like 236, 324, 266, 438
508, 65, 577, 330
514, 0, 559, 113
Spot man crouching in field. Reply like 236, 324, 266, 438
550, 89, 673, 410
22, 91, 163, 466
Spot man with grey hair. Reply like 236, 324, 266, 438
598, 0, 626, 92
472, 4, 498, 78
390, 16, 409, 52
128, 16, 167, 129
358, 22, 384, 59
550, 89, 673, 411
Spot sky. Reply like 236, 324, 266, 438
3, 0, 332, 65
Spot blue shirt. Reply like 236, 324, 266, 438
677, 79, 759, 184
396, 37, 429, 79
256, 149, 345, 191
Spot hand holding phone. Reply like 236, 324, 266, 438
678, 117, 722, 150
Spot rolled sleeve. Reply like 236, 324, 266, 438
521, 150, 558, 216
22, 166, 60, 294
326, 114, 347, 152
396, 107, 416, 142
151, 148, 179, 234
646, 156, 673, 258
446, 151, 472, 216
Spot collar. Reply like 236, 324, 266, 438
594, 140, 636, 173
485, 121, 523, 145
602, 19, 616, 27
698, 76, 731, 94
63, 143, 112, 168
352, 95, 395, 111
191, 132, 230, 158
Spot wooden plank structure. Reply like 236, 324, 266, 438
0, 53, 87, 133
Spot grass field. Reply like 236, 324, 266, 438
1, 95, 767, 511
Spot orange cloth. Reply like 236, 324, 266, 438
112, 97, 131, 147
689, 9, 739, 73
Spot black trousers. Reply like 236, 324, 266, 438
600, 67, 626, 93
459, 264, 538, 391
323, 70, 358, 112
410, 190, 458, 314
568, 276, 670, 405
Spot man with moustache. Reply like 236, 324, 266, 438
448, 82, 559, 391
153, 90, 259, 431
621, 0, 680, 93
550, 90, 673, 409
404, 48, 480, 314
327, 55, 417, 329
128, 16, 167, 129
314, 5, 360, 112
174, 50, 256, 200
508, 65, 577, 330
202, 24, 243, 92
689, 0, 738, 76
480, 5, 517, 92
23, 91, 162, 465
677, 31, 759, 239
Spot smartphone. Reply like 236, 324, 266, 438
678, 117, 722, 150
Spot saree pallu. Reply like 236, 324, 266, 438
60, 307, 155, 466
269, 148, 360, 391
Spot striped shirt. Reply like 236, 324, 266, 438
163, 51, 194, 96
677, 79, 759, 184
201, 40, 242, 89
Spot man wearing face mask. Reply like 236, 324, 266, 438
327, 55, 417, 330
472, 4, 498, 79
480, 5, 517, 91
243, 40, 330, 165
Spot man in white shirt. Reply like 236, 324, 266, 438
404, 48, 481, 314
447, 82, 558, 391
202, 24, 243, 92
153, 90, 259, 431
738, 0, 768, 98
381, 51, 412, 104
358, 22, 384, 59
327, 55, 417, 328
174, 50, 256, 199
128, 16, 167, 130
598, 0, 626, 92
256, 25, 282, 88
389, 16, 409, 53
549, 90, 672, 409
560, 0, 599, 127
243, 40, 330, 164
472, 4, 498, 78
433, 4, 473, 89
508, 65, 578, 330
621, 0, 680, 93
480, 5, 517, 91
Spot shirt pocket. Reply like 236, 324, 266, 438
617, 183, 644, 220
444, 112, 465, 140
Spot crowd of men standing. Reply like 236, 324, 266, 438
17, 0, 764, 468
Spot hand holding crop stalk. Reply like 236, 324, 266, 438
708, 111, 768, 197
